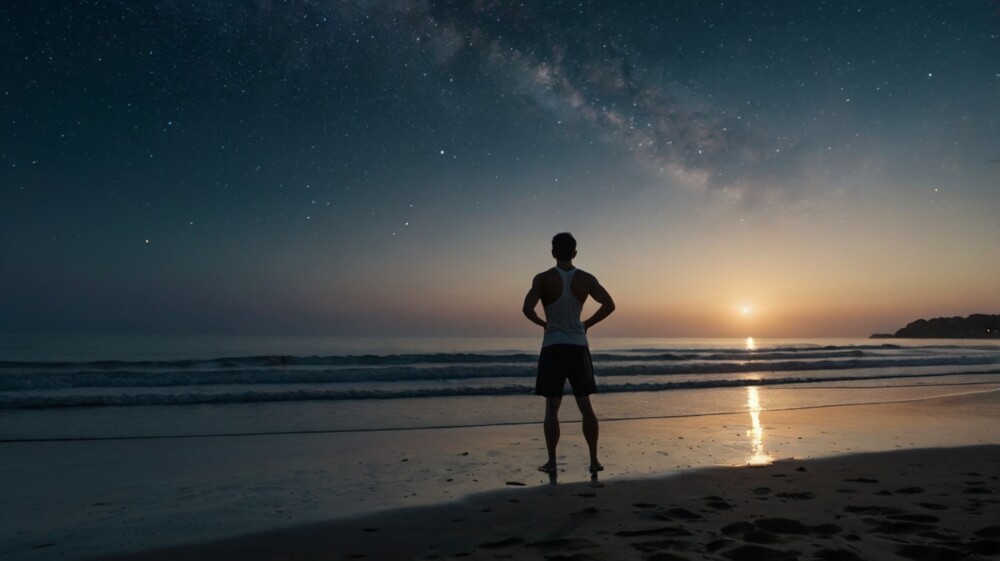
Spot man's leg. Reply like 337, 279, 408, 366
540, 396, 562, 472
574, 395, 602, 472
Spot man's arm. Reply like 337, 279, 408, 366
522, 274, 547, 328
583, 279, 615, 331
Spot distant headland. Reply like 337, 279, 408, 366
871, 314, 1000, 339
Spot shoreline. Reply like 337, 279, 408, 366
3, 388, 998, 561
4, 383, 996, 444
97, 444, 1000, 560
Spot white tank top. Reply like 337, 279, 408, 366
542, 267, 588, 348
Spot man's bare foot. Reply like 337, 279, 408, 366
589, 461, 604, 474
538, 462, 558, 473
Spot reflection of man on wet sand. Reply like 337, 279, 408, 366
522, 232, 616, 474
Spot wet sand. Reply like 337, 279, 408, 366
82, 389, 1000, 561
102, 444, 1000, 561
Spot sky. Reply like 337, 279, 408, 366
2, 1, 998, 338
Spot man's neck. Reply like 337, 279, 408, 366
556, 260, 574, 271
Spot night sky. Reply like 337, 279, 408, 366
3, 1, 998, 337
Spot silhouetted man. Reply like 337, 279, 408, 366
522, 232, 615, 474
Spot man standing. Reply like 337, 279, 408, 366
522, 232, 616, 474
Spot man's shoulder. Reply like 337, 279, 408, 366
573, 268, 598, 283
533, 268, 558, 282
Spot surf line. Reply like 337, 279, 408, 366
2, 386, 997, 444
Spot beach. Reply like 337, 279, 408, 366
105, 445, 1000, 561
7, 1, 1000, 558
3, 383, 998, 560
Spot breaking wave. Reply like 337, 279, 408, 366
2, 343, 998, 409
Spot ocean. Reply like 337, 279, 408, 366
2, 334, 998, 442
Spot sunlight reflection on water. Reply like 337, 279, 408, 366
746, 386, 775, 466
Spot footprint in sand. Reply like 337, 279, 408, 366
814, 547, 867, 561
706, 539, 731, 552
871, 520, 940, 535
643, 507, 704, 522
722, 518, 842, 540
543, 554, 604, 561
721, 522, 756, 536
527, 537, 600, 552
762, 518, 842, 536
630, 538, 693, 554
741, 529, 781, 544
614, 526, 692, 538
969, 540, 1000, 556
976, 526, 1000, 538
896, 544, 967, 561
721, 544, 798, 561
753, 518, 812, 535
643, 552, 690, 561
847, 506, 948, 536
775, 491, 815, 500
704, 496, 735, 510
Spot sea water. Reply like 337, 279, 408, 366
2, 334, 998, 441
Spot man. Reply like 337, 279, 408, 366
522, 232, 616, 474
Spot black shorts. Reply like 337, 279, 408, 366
535, 344, 596, 398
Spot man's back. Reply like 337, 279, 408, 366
535, 267, 598, 307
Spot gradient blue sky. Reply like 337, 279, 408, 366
2, 1, 998, 337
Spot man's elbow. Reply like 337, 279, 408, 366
605, 301, 616, 314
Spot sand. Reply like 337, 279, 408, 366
95, 445, 1000, 561
82, 390, 1000, 561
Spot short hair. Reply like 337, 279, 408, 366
551, 232, 577, 261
